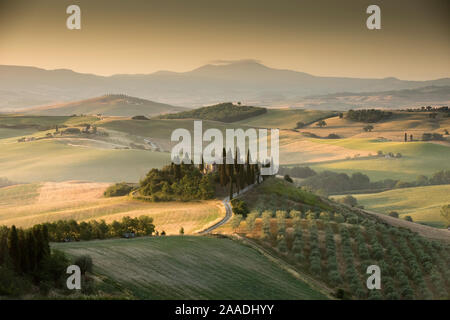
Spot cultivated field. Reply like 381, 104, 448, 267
333, 185, 450, 228
306, 139, 450, 181
297, 112, 450, 141
0, 182, 223, 234
235, 109, 335, 129
53, 236, 327, 299
0, 139, 170, 182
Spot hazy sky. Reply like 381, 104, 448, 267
0, 0, 449, 80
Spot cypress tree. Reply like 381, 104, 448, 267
229, 170, 234, 200
246, 150, 252, 186
33, 226, 45, 265
41, 224, 50, 257
18, 229, 29, 273
0, 230, 10, 267
26, 231, 37, 272
8, 225, 20, 272
199, 155, 204, 172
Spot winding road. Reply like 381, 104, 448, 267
198, 184, 255, 235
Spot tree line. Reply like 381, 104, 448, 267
0, 224, 71, 296
215, 148, 266, 200
345, 109, 393, 123
280, 166, 450, 195
42, 216, 155, 242
139, 163, 215, 201
137, 148, 265, 202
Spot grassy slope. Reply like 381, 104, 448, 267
25, 96, 186, 117
0, 182, 223, 233
53, 236, 326, 300
0, 115, 100, 128
297, 112, 450, 140
100, 118, 253, 139
236, 109, 335, 129
0, 139, 170, 182
333, 185, 450, 228
306, 139, 450, 181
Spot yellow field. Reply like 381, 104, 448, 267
0, 182, 224, 234
278, 130, 372, 164
298, 112, 450, 141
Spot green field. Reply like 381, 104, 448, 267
235, 109, 335, 129
53, 236, 327, 299
0, 139, 170, 182
100, 118, 253, 139
334, 185, 450, 228
0, 114, 100, 128
307, 139, 450, 181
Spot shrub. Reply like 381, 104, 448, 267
104, 182, 134, 197
131, 115, 149, 120
295, 121, 305, 129
74, 255, 93, 275
245, 212, 258, 232
340, 195, 357, 207
404, 216, 413, 222
388, 211, 399, 218
231, 199, 250, 217
62, 127, 81, 135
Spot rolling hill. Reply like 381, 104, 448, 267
23, 94, 186, 117
0, 181, 223, 232
235, 109, 335, 129
0, 139, 171, 182
53, 236, 327, 299
1, 61, 449, 110
300, 86, 450, 110
333, 185, 450, 228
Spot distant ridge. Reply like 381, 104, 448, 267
23, 94, 186, 117
298, 85, 450, 110
1, 61, 449, 110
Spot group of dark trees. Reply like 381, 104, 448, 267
0, 225, 50, 275
345, 109, 393, 123
301, 132, 341, 139
0, 224, 70, 296
131, 115, 150, 120
159, 102, 267, 123
422, 132, 445, 141
279, 166, 316, 179
137, 148, 265, 202
215, 148, 264, 200
42, 216, 156, 242
280, 166, 450, 195
139, 163, 215, 201
404, 106, 449, 113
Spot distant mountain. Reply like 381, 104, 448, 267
1, 61, 449, 110
23, 94, 186, 117
295, 85, 450, 110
